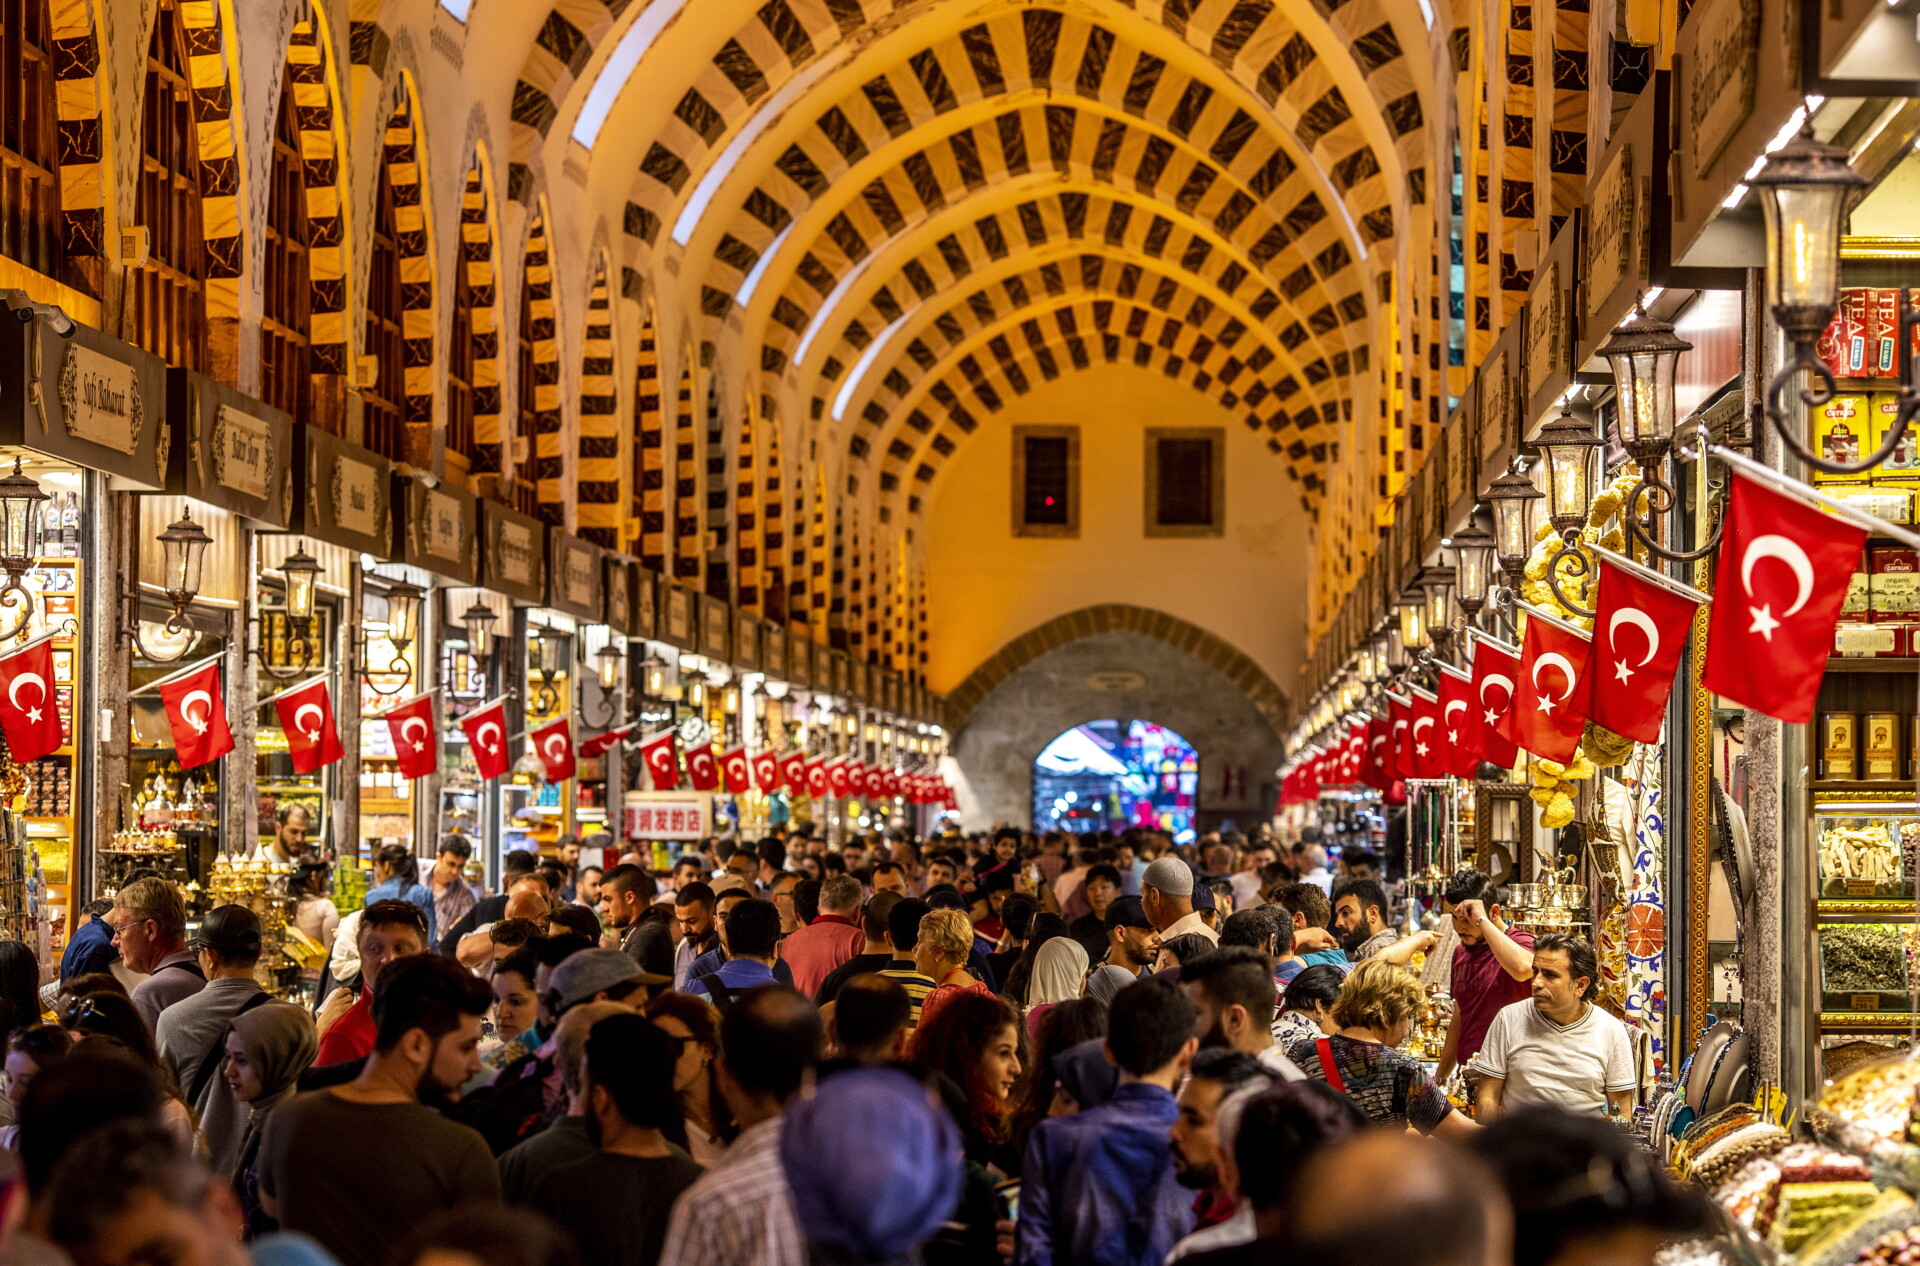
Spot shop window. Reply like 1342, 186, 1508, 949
132, 0, 206, 371
447, 248, 475, 470
363, 160, 407, 460
1012, 425, 1078, 538
0, 0, 69, 289
260, 75, 310, 421
1145, 428, 1224, 537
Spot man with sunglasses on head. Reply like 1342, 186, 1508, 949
110, 877, 200, 1029
315, 900, 430, 1068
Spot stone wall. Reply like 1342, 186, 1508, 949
950, 629, 1285, 832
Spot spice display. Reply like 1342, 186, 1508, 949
1823, 925, 1911, 994
1819, 1057, 1920, 1145
1772, 1182, 1882, 1252
1821, 824, 1902, 890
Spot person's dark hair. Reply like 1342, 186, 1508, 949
289, 862, 331, 899
886, 897, 932, 953
862, 890, 903, 941
1333, 878, 1389, 926
1342, 849, 1382, 875
911, 991, 1022, 1146
20, 1045, 164, 1193
1084, 863, 1123, 891
819, 852, 847, 878
0, 940, 40, 1036
1182, 946, 1279, 1030
676, 881, 716, 909
537, 862, 571, 894
503, 849, 539, 877
1283, 964, 1347, 1016
42, 1120, 213, 1252
1003, 912, 1069, 1005
586, 1013, 684, 1131
1010, 998, 1108, 1153
719, 986, 822, 1103
999, 893, 1039, 942
1235, 1080, 1367, 1210
9, 1023, 71, 1071
58, 990, 159, 1066
1532, 932, 1601, 1001
396, 1207, 582, 1266
757, 838, 787, 872
644, 991, 736, 1146
1273, 882, 1332, 931
1157, 933, 1214, 966
371, 953, 493, 1054
1106, 975, 1195, 1076
547, 904, 601, 940
1220, 906, 1281, 954
536, 933, 595, 971
375, 843, 420, 886
601, 863, 656, 902
1187, 1047, 1268, 1095
833, 974, 911, 1057
873, 859, 906, 882
1442, 866, 1494, 907
487, 917, 544, 950
437, 835, 473, 861
361, 897, 430, 941
923, 884, 965, 911
722, 898, 782, 959
495, 945, 539, 990
57, 972, 127, 1004
1472, 1107, 1714, 1266
792, 878, 822, 925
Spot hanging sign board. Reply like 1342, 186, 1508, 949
297, 427, 395, 557
603, 555, 638, 637
659, 584, 695, 650
1477, 320, 1525, 489
165, 372, 294, 527
699, 596, 731, 662
399, 478, 478, 584
0, 317, 168, 489
734, 609, 760, 671
1580, 89, 1653, 369
633, 566, 659, 641
546, 532, 602, 621
788, 630, 815, 689
478, 499, 547, 604
1448, 382, 1477, 514
623, 792, 713, 841
761, 620, 788, 681
1524, 217, 1582, 434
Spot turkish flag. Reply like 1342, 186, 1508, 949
941, 780, 958, 810
157, 662, 233, 770
381, 693, 437, 780
720, 745, 750, 794
1589, 552, 1706, 743
1386, 696, 1411, 782
531, 718, 576, 782
1470, 635, 1523, 770
272, 677, 344, 775
779, 750, 807, 792
1407, 689, 1443, 779
1513, 614, 1593, 764
1345, 721, 1367, 783
1705, 472, 1868, 723
579, 723, 636, 759
0, 638, 65, 762
686, 742, 720, 791
459, 698, 510, 780
640, 731, 680, 789
1362, 715, 1391, 789
751, 749, 782, 791
804, 759, 829, 798
826, 758, 850, 798
1436, 669, 1480, 777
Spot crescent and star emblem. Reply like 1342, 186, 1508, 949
292, 702, 325, 742
1411, 716, 1435, 759
7, 671, 45, 725
180, 690, 213, 734
1741, 533, 1815, 642
1443, 700, 1466, 744
542, 732, 570, 764
473, 720, 502, 754
1607, 607, 1661, 683
1531, 653, 1577, 715
1479, 673, 1514, 725
400, 715, 430, 753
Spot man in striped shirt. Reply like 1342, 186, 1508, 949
876, 897, 937, 1025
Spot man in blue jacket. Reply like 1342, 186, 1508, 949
1018, 975, 1199, 1266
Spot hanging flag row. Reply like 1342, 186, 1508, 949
636, 729, 951, 804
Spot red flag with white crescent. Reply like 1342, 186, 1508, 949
751, 749, 782, 791
1436, 669, 1480, 777
941, 779, 958, 811
825, 758, 850, 798
640, 731, 680, 790
846, 761, 869, 798
1361, 716, 1390, 789
1471, 635, 1524, 770
1385, 696, 1411, 782
579, 723, 636, 759
779, 750, 808, 792
804, 758, 829, 798
157, 661, 233, 770
882, 767, 903, 798
1513, 613, 1593, 764
272, 677, 344, 775
1588, 552, 1707, 743
459, 697, 510, 780
1704, 472, 1868, 723
380, 692, 437, 780
720, 745, 750, 794
686, 742, 720, 791
0, 637, 64, 762
531, 717, 576, 782
1407, 689, 1443, 779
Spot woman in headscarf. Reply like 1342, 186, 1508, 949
1083, 964, 1137, 1007
1023, 937, 1090, 1040
221, 1001, 318, 1238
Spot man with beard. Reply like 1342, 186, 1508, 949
258, 954, 500, 1266
602, 864, 674, 978
1179, 947, 1304, 1079
1333, 880, 1398, 960
1105, 896, 1160, 975
1167, 1051, 1273, 1260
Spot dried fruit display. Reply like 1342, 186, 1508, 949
1824, 925, 1911, 995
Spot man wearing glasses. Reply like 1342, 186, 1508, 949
110, 877, 202, 1028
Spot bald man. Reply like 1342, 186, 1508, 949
455, 877, 553, 967
1285, 1132, 1511, 1266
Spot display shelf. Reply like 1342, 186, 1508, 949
1821, 1012, 1920, 1032
1816, 781, 1920, 794
1826, 659, 1920, 673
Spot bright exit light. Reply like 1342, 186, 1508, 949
571, 0, 693, 148
439, 0, 472, 16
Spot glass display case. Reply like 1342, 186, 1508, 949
1816, 804, 1916, 900
1813, 797, 1920, 1068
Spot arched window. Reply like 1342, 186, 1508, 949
363, 156, 406, 459
0, 0, 67, 287
132, 0, 206, 369
447, 245, 475, 469
260, 72, 311, 420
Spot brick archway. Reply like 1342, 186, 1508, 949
946, 605, 1290, 737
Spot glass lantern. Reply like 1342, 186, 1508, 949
1483, 470, 1545, 572
383, 581, 425, 650
1449, 523, 1496, 615
0, 459, 48, 574
1532, 406, 1604, 533
156, 513, 214, 615
1749, 131, 1867, 342
596, 642, 622, 690
460, 603, 497, 659
1397, 592, 1427, 651
1597, 309, 1692, 463
279, 549, 322, 629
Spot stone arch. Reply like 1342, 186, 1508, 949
947, 605, 1289, 735
577, 253, 619, 546
172, 0, 246, 324
51, 0, 107, 289
376, 73, 438, 453
459, 146, 505, 480
632, 298, 664, 568
283, 0, 352, 388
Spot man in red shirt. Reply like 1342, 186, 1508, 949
779, 874, 866, 998
1436, 868, 1534, 1086
316, 900, 430, 1067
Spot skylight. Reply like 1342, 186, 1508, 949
571, 0, 693, 149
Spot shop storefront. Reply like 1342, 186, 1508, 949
477, 498, 547, 870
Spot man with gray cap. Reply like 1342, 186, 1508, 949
155, 903, 267, 1176
546, 947, 665, 1019
1142, 858, 1219, 946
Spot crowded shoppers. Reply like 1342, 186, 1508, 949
496, 998, 634, 1202
222, 1001, 319, 1234
1438, 868, 1536, 1083
314, 899, 429, 1067
110, 876, 202, 1027
1470, 933, 1636, 1119
1141, 858, 1219, 946
685, 897, 783, 1006
780, 873, 865, 996
154, 904, 267, 1174
814, 889, 903, 1004
645, 991, 732, 1162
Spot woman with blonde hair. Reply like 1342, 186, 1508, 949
912, 908, 990, 1032
1281, 958, 1476, 1139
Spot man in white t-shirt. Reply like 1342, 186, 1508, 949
1470, 932, 1636, 1119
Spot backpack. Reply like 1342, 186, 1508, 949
443, 1044, 557, 1155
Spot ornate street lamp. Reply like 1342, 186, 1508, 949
1448, 523, 1496, 623
126, 511, 214, 663
1597, 305, 1722, 562
1533, 404, 1608, 615
251, 548, 323, 681
0, 459, 47, 642
358, 579, 423, 697
1482, 467, 1543, 628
